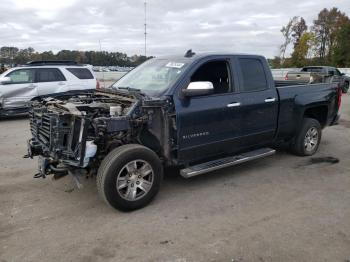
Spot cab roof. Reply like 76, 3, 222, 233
155, 52, 265, 62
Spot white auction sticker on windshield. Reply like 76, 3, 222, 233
166, 62, 185, 68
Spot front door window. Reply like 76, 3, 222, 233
6, 69, 34, 84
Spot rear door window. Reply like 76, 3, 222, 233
6, 69, 34, 84
238, 58, 267, 92
35, 68, 66, 82
66, 68, 94, 79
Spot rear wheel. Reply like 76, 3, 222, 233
290, 118, 322, 156
97, 144, 163, 211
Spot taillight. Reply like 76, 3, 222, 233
338, 86, 342, 108
96, 79, 100, 90
284, 73, 288, 80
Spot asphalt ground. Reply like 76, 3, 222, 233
0, 93, 349, 262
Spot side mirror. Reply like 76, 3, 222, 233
182, 81, 214, 97
0, 76, 12, 84
341, 72, 346, 76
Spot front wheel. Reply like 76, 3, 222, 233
97, 144, 163, 211
290, 118, 322, 156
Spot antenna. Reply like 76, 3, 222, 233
99, 39, 106, 88
144, 1, 147, 57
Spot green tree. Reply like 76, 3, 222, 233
0, 46, 151, 67
0, 46, 19, 64
40, 51, 55, 60
312, 7, 349, 63
332, 21, 350, 67
291, 32, 315, 67
268, 56, 282, 68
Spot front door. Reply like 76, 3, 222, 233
0, 68, 38, 109
175, 58, 242, 163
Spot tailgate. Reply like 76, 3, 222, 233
286, 72, 311, 81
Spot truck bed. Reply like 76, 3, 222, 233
275, 82, 339, 142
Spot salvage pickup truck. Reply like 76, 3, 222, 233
27, 52, 342, 211
285, 66, 349, 93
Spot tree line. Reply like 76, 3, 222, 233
270, 7, 350, 68
0, 47, 150, 67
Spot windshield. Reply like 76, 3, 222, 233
112, 58, 188, 96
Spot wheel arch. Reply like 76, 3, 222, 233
303, 105, 328, 128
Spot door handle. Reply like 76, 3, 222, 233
58, 82, 65, 86
27, 84, 37, 88
227, 102, 241, 107
264, 98, 276, 103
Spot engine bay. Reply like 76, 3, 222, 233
31, 90, 138, 118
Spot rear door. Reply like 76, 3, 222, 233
35, 68, 68, 96
235, 56, 278, 147
175, 57, 242, 163
0, 68, 37, 109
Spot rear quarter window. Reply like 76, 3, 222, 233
66, 68, 94, 79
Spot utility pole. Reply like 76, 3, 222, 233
99, 39, 106, 88
144, 1, 147, 57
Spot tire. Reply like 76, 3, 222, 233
97, 144, 163, 211
290, 118, 322, 156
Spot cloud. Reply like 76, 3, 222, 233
0, 0, 349, 58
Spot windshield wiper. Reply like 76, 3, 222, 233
117, 86, 141, 92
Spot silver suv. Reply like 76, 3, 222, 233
0, 61, 99, 116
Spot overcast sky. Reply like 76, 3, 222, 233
1, 0, 349, 58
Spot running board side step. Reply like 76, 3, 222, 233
180, 148, 276, 178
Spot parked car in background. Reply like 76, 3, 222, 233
285, 66, 350, 93
0, 61, 99, 116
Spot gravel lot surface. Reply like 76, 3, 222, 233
0, 94, 350, 262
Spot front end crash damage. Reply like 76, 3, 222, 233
26, 89, 177, 184
27, 90, 143, 179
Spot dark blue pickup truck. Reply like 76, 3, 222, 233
27, 52, 342, 211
